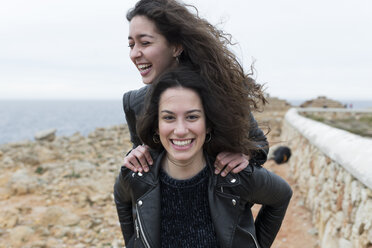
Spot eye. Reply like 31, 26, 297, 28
187, 115, 199, 121
162, 115, 175, 121
141, 41, 150, 46
128, 43, 134, 49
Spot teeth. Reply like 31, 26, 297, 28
173, 140, 192, 146
137, 64, 151, 70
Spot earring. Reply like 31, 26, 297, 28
153, 134, 160, 144
205, 133, 212, 143
175, 56, 180, 64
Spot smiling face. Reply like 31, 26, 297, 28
158, 87, 207, 165
128, 15, 181, 84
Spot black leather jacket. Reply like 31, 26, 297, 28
123, 86, 269, 166
114, 151, 292, 248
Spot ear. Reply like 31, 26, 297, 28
172, 44, 183, 57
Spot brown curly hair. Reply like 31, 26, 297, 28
137, 66, 265, 157
128, 0, 267, 155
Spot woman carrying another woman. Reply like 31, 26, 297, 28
114, 66, 292, 248
123, 0, 268, 176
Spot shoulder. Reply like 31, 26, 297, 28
123, 85, 150, 114
239, 165, 292, 204
123, 86, 149, 107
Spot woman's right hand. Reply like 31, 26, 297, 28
123, 145, 153, 173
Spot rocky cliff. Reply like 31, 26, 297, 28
0, 125, 132, 248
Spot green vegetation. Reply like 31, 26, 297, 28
63, 171, 81, 179
35, 166, 44, 174
302, 113, 372, 137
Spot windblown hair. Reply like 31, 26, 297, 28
137, 66, 263, 157
127, 0, 267, 126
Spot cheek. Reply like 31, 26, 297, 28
158, 122, 171, 139
155, 48, 175, 67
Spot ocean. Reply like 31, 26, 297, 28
0, 100, 126, 144
1, 99, 371, 145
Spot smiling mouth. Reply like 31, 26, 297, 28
171, 139, 193, 146
137, 64, 152, 73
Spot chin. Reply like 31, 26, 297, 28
142, 79, 153, 85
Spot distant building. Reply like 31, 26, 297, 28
300, 96, 345, 108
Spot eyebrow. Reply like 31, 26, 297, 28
160, 109, 202, 114
128, 34, 155, 40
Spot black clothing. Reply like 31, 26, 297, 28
114, 151, 293, 248
160, 167, 218, 248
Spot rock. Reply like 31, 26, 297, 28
39, 206, 80, 227
338, 238, 353, 248
61, 212, 81, 226
0, 209, 19, 228
9, 225, 35, 243
34, 146, 58, 162
8, 169, 40, 195
35, 128, 57, 142
71, 161, 96, 175
69, 132, 85, 143
308, 227, 318, 236
300, 96, 345, 108
321, 221, 338, 248
1, 156, 14, 168
52, 226, 70, 238
0, 187, 12, 200
18, 154, 40, 166
29, 240, 47, 248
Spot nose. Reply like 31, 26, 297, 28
174, 120, 188, 136
130, 45, 142, 61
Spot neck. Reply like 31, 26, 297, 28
163, 152, 206, 180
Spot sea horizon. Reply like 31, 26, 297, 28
0, 100, 126, 145
1, 99, 371, 145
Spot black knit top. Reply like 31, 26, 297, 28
160, 166, 218, 248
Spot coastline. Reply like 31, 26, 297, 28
0, 124, 131, 247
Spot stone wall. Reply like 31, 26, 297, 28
281, 108, 372, 248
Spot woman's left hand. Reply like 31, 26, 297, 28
214, 152, 250, 177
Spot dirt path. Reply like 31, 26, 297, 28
252, 109, 320, 247
263, 160, 320, 248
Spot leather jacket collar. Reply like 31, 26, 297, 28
130, 150, 257, 248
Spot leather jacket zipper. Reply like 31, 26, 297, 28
247, 231, 259, 248
136, 204, 151, 248
135, 219, 140, 239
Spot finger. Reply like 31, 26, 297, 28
128, 152, 144, 172
143, 146, 153, 165
220, 158, 242, 177
231, 160, 249, 174
131, 149, 148, 172
123, 156, 137, 172
126, 148, 146, 172
135, 145, 153, 172
242, 154, 251, 161
140, 145, 153, 172
214, 152, 230, 174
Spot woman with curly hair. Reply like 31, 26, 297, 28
123, 0, 268, 177
115, 66, 292, 248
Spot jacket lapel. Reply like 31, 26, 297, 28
137, 185, 161, 247
207, 156, 242, 248
133, 150, 164, 248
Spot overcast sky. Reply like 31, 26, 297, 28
1, 0, 371, 101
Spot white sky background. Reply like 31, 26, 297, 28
0, 0, 371, 101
